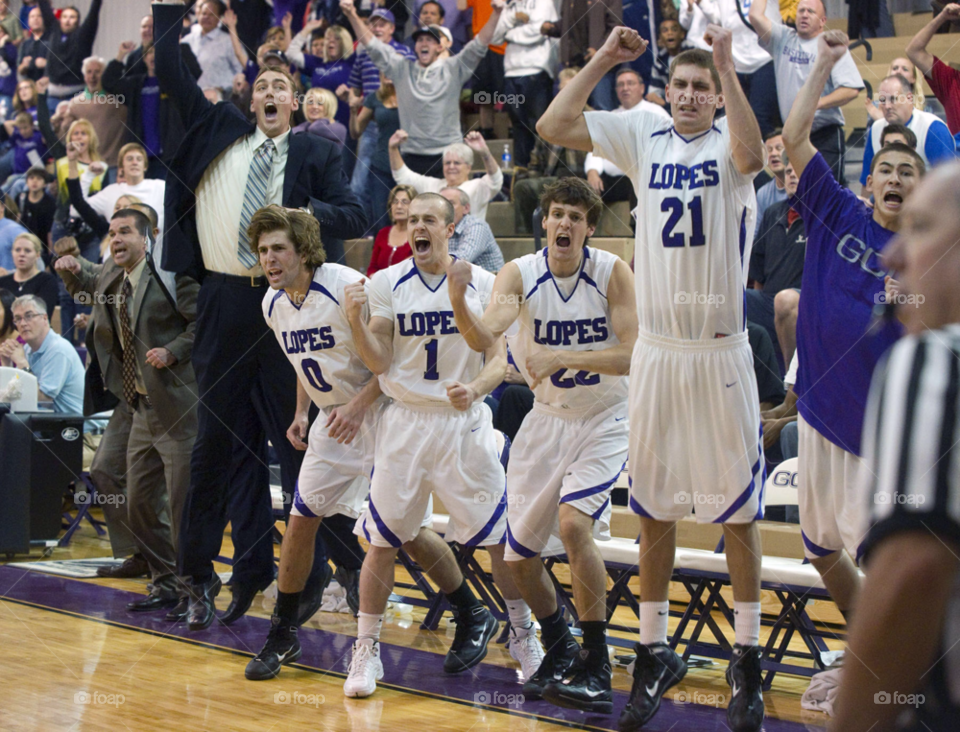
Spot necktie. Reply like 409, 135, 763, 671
119, 277, 138, 409
238, 139, 276, 269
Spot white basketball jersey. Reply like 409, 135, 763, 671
367, 258, 494, 407
262, 264, 373, 409
584, 111, 758, 341
510, 247, 628, 413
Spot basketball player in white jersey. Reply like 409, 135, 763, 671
242, 206, 486, 687
539, 25, 767, 732
448, 177, 638, 714
343, 192, 524, 697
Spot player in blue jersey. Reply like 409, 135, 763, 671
448, 177, 638, 713
781, 30, 925, 622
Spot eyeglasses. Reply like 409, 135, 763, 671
12, 311, 43, 325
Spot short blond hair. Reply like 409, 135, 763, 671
304, 87, 338, 121
14, 232, 44, 257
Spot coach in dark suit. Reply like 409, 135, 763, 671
57, 208, 200, 615
153, 2, 367, 631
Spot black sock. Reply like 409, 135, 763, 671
445, 579, 481, 612
580, 620, 607, 652
275, 590, 301, 625
538, 607, 570, 649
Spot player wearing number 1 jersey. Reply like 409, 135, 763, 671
539, 24, 767, 732
448, 177, 638, 715
344, 192, 524, 697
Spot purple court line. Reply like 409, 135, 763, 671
0, 565, 824, 731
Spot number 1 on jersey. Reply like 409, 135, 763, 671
424, 339, 439, 380
661, 196, 705, 248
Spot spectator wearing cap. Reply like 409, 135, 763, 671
37, 0, 104, 105
344, 7, 415, 232
541, 0, 622, 110
17, 5, 49, 85
440, 186, 504, 273
859, 74, 956, 194
647, 18, 695, 109
105, 42, 187, 181
60, 57, 129, 170
491, 0, 558, 176
287, 21, 355, 131
341, 0, 506, 176
14, 167, 55, 251
0, 293, 84, 414
182, 0, 243, 93
750, 0, 864, 183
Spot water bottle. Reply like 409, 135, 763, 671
501, 143, 511, 170
0, 97, 8, 121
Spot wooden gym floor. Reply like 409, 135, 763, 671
0, 515, 831, 731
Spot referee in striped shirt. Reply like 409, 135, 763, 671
833, 161, 960, 731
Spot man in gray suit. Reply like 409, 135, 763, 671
56, 208, 200, 614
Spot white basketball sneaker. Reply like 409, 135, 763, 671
343, 639, 384, 698
509, 624, 545, 681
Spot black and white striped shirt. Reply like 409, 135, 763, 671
860, 326, 960, 730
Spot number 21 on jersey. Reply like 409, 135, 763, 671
661, 196, 705, 248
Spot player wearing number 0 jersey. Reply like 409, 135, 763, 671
344, 192, 525, 698
538, 26, 768, 732
449, 177, 638, 715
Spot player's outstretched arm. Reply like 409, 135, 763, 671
524, 258, 637, 385
537, 27, 648, 152
747, 0, 774, 44
448, 259, 522, 352
705, 25, 764, 176
344, 281, 394, 374
907, 3, 960, 76
782, 30, 849, 179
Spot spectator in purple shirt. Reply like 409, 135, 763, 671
287, 20, 355, 129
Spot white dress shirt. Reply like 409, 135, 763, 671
195, 128, 290, 276
182, 24, 242, 91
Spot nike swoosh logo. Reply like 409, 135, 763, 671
276, 649, 294, 663
565, 686, 607, 697
645, 669, 665, 698
732, 682, 741, 697
615, 417, 626, 422
657, 611, 668, 616
726, 382, 737, 388
471, 427, 481, 432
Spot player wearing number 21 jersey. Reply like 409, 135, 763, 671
537, 26, 768, 731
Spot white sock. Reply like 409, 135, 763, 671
357, 612, 383, 642
734, 602, 762, 647
640, 601, 669, 645
506, 598, 533, 630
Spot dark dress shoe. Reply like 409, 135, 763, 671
127, 593, 180, 612
186, 576, 222, 631
219, 576, 274, 626
97, 555, 150, 579
164, 596, 189, 622
298, 562, 333, 625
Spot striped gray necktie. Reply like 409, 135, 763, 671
237, 138, 276, 268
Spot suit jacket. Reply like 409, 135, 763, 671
60, 257, 200, 441
153, 3, 367, 277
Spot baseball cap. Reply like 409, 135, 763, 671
262, 49, 289, 65
369, 8, 396, 24
411, 25, 443, 43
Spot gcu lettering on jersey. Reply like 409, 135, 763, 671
397, 311, 460, 337
533, 318, 609, 346
648, 161, 720, 190
836, 234, 887, 278
282, 326, 335, 354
